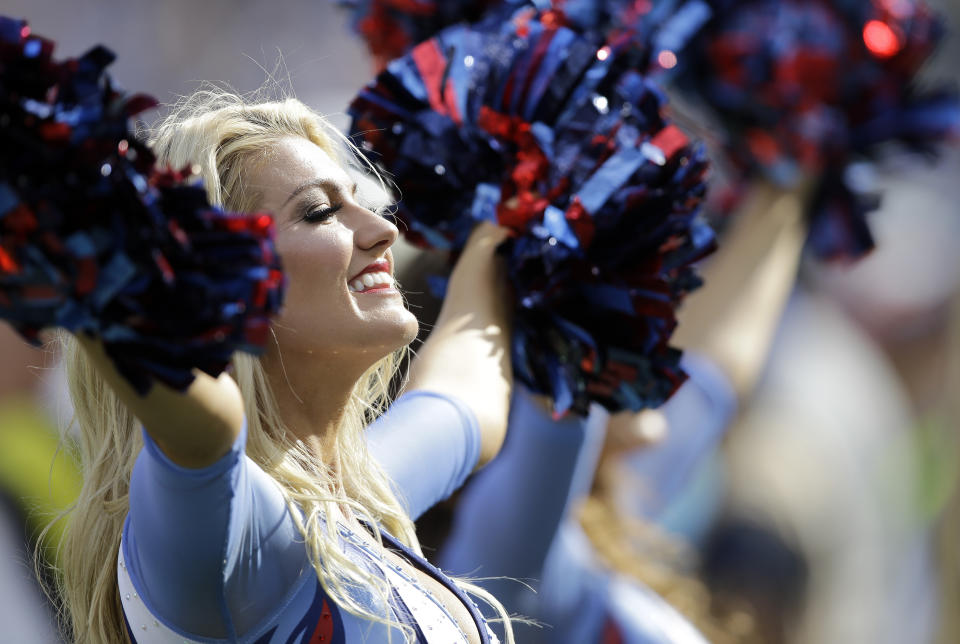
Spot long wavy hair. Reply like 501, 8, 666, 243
48, 89, 513, 644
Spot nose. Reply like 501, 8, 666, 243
353, 204, 399, 254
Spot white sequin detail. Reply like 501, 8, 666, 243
340, 527, 473, 644
377, 560, 469, 644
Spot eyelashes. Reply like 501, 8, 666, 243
297, 201, 398, 225
301, 203, 342, 224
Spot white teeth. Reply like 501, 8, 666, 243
348, 271, 394, 293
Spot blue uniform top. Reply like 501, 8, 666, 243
119, 390, 496, 644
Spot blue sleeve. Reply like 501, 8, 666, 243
366, 390, 482, 521
436, 385, 600, 616
435, 354, 736, 622
122, 421, 308, 639
621, 352, 737, 520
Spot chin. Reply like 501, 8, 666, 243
358, 309, 419, 357
388, 310, 420, 349
399, 315, 420, 346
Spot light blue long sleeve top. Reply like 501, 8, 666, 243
121, 390, 493, 644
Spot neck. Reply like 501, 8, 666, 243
261, 343, 367, 461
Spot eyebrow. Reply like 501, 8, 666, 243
282, 179, 358, 208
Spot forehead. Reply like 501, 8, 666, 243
253, 136, 350, 200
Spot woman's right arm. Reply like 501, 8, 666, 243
77, 334, 308, 638
74, 334, 244, 469
404, 222, 514, 467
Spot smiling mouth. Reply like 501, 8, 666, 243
348, 271, 395, 294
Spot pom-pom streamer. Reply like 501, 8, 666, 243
339, 0, 960, 260
574, 0, 960, 259
335, 0, 503, 71
0, 17, 285, 394
350, 11, 714, 415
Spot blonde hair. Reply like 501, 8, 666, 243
49, 89, 513, 643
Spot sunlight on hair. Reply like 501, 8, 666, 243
41, 84, 515, 644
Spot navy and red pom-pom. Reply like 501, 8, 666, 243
0, 17, 285, 394
564, 0, 959, 259
350, 9, 714, 415
336, 0, 503, 70
339, 0, 960, 261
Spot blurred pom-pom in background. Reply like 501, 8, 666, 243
350, 9, 714, 415
0, 17, 285, 394
339, 0, 960, 261
615, 0, 960, 259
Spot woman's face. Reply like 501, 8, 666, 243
250, 136, 418, 364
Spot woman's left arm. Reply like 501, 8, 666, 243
404, 222, 513, 467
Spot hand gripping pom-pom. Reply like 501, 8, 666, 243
349, 11, 714, 416
0, 17, 285, 394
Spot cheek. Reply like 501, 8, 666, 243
280, 227, 346, 273
274, 227, 351, 322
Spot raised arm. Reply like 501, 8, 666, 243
405, 222, 513, 467
673, 181, 808, 401
437, 386, 598, 615
73, 334, 244, 469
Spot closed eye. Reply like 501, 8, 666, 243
302, 203, 342, 223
